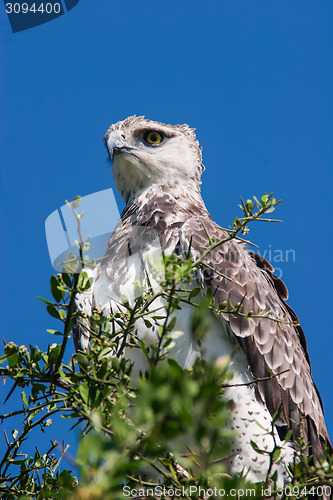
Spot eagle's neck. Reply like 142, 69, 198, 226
121, 181, 209, 225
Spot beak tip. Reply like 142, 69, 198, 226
107, 130, 126, 161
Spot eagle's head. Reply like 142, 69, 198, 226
105, 116, 204, 202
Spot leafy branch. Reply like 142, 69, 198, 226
0, 193, 332, 500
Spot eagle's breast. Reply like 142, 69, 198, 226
90, 199, 294, 483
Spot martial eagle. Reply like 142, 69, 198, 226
74, 116, 331, 484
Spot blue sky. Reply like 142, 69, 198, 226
1, 0, 332, 467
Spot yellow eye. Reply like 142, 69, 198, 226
145, 131, 163, 145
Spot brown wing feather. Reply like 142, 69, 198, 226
182, 215, 331, 460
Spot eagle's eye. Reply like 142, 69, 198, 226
144, 131, 163, 145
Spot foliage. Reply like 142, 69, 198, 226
0, 194, 332, 499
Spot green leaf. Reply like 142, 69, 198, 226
284, 429, 293, 442
31, 383, 47, 396
79, 382, 89, 404
169, 330, 184, 340
163, 338, 176, 350
8, 353, 19, 367
78, 271, 93, 292
62, 272, 72, 288
0, 353, 7, 365
246, 199, 253, 211
250, 440, 265, 455
261, 193, 269, 206
159, 457, 172, 467
47, 304, 61, 319
37, 296, 55, 306
272, 408, 282, 423
111, 358, 121, 371
58, 308, 67, 320
30, 346, 43, 363
167, 358, 183, 376
21, 391, 28, 407
189, 287, 201, 300
271, 470, 278, 482
47, 329, 63, 336
168, 316, 177, 330
98, 347, 114, 359
71, 195, 81, 209
76, 353, 89, 370
47, 304, 66, 321
50, 275, 64, 303
48, 345, 62, 365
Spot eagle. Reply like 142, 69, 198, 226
73, 116, 331, 485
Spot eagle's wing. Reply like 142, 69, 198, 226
182, 214, 331, 460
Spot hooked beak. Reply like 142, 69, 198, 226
106, 130, 135, 160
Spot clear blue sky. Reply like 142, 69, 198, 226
1, 0, 332, 467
